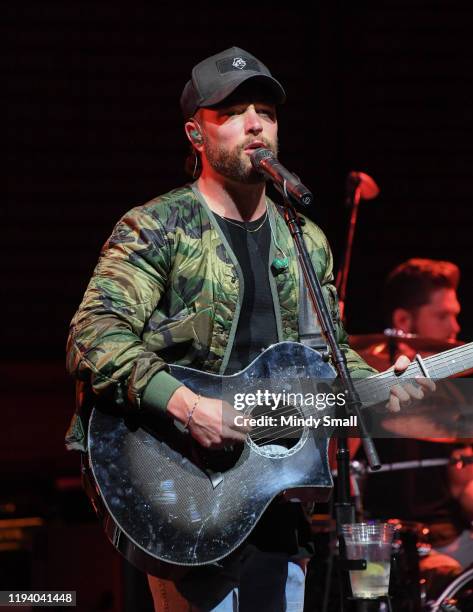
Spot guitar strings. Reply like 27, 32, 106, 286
239, 343, 473, 442
250, 425, 306, 445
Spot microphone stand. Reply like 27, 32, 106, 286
336, 173, 362, 322
277, 186, 381, 610
336, 171, 380, 324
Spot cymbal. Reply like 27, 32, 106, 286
349, 332, 464, 372
379, 415, 473, 444
379, 415, 464, 444
375, 376, 472, 443
349, 332, 463, 354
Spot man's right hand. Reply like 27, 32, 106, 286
166, 386, 251, 449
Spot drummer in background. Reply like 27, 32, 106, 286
361, 258, 473, 596
385, 258, 460, 344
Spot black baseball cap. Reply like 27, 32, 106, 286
180, 46, 286, 119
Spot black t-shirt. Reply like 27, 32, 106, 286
214, 212, 278, 374
214, 211, 312, 557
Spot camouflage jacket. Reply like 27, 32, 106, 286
65, 183, 376, 450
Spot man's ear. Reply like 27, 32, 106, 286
392, 308, 414, 333
185, 121, 203, 150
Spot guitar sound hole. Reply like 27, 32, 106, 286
247, 403, 304, 452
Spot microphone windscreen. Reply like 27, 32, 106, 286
250, 148, 274, 170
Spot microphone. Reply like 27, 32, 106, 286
345, 171, 380, 206
250, 148, 314, 207
345, 171, 362, 207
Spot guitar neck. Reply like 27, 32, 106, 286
354, 342, 473, 408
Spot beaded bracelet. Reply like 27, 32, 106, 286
185, 394, 201, 430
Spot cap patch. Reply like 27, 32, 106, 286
217, 56, 259, 74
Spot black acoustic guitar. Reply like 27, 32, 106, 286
83, 340, 473, 574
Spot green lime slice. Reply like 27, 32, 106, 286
365, 562, 386, 576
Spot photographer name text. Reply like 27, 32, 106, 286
234, 414, 357, 428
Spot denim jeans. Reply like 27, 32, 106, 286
148, 556, 307, 611
209, 561, 306, 612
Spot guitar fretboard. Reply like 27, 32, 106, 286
354, 342, 473, 408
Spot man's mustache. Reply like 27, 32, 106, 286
239, 138, 278, 155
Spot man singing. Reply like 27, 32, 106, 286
66, 47, 425, 611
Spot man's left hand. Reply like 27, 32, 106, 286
387, 355, 436, 412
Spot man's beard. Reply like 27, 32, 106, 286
203, 136, 278, 184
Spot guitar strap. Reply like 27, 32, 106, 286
297, 263, 328, 352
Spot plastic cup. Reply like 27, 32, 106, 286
342, 522, 395, 599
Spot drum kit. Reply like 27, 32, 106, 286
306, 330, 473, 611
307, 171, 473, 609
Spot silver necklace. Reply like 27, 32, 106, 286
221, 209, 268, 233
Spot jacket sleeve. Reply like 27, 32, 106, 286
308, 224, 378, 379
66, 206, 182, 414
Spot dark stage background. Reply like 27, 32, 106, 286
4, 2, 473, 610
